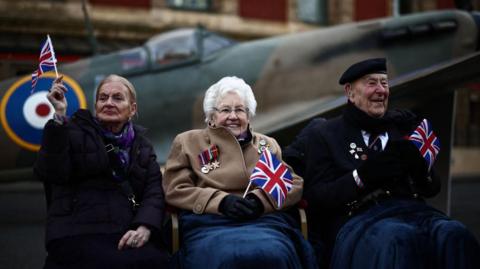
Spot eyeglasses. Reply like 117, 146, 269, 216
214, 107, 248, 116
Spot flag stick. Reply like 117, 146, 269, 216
47, 35, 59, 78
242, 181, 252, 198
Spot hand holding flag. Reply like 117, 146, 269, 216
247, 149, 293, 208
407, 118, 440, 171
31, 35, 58, 93
47, 76, 68, 116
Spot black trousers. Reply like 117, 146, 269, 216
44, 233, 170, 269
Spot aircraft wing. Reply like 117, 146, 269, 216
252, 95, 344, 134
389, 51, 480, 105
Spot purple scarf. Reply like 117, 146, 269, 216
101, 121, 135, 180
237, 128, 253, 147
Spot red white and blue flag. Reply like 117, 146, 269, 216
408, 119, 440, 171
250, 149, 293, 208
31, 35, 57, 93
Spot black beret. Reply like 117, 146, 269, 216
338, 58, 387, 85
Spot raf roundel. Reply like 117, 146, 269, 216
0, 73, 86, 151
23, 91, 56, 129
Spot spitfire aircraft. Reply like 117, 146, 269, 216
1, 9, 480, 211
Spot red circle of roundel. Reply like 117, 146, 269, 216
36, 103, 51, 117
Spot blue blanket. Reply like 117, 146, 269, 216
331, 199, 480, 269
172, 211, 318, 269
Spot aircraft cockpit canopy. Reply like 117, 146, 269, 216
145, 28, 236, 69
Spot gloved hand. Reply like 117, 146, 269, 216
388, 109, 420, 134
356, 149, 408, 190
244, 193, 264, 219
219, 195, 260, 221
387, 139, 429, 183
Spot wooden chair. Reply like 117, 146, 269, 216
167, 202, 308, 253
169, 207, 180, 253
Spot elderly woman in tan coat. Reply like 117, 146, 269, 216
163, 76, 318, 269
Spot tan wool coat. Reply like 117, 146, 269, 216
163, 126, 303, 215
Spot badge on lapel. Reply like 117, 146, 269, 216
348, 142, 366, 160
258, 139, 270, 154
198, 145, 220, 174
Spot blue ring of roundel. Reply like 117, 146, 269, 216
0, 73, 86, 151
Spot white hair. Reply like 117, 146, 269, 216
203, 76, 257, 123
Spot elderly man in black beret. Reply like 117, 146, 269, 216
284, 58, 480, 268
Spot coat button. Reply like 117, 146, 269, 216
195, 204, 202, 213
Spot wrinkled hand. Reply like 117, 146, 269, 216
388, 140, 428, 183
118, 225, 151, 250
47, 75, 68, 116
357, 148, 408, 189
219, 194, 263, 221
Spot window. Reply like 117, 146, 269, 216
167, 0, 212, 11
202, 31, 236, 57
146, 28, 235, 68
90, 0, 150, 8
297, 0, 328, 25
146, 29, 198, 67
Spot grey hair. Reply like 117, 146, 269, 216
94, 74, 138, 119
95, 74, 137, 103
203, 76, 257, 123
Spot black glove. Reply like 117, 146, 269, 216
356, 149, 408, 190
388, 109, 421, 134
244, 193, 264, 219
387, 140, 428, 183
219, 195, 261, 221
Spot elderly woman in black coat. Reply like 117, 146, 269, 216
35, 74, 169, 268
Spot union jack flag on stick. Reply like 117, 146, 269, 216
407, 118, 440, 171
31, 35, 58, 93
246, 149, 293, 208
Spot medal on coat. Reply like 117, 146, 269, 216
348, 142, 364, 160
198, 145, 220, 174
258, 139, 270, 154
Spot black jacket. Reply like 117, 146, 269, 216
34, 109, 165, 245
284, 114, 440, 249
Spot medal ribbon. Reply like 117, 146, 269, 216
198, 145, 219, 166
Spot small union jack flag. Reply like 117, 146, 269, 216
250, 149, 293, 208
31, 35, 57, 93
408, 119, 440, 171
